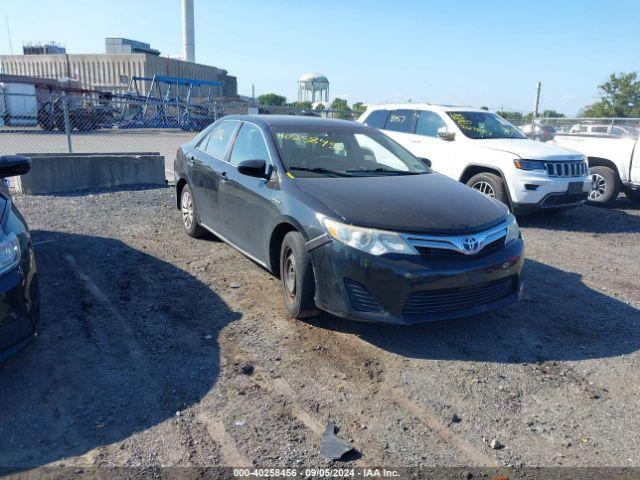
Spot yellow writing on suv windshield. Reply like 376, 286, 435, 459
449, 113, 492, 136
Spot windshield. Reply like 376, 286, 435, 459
447, 111, 526, 139
271, 126, 429, 178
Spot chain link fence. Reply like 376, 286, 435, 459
3, 85, 640, 182
0, 88, 367, 181
0, 88, 226, 180
510, 117, 640, 142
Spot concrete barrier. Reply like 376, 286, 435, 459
11, 152, 166, 194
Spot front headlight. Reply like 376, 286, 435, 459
505, 214, 521, 244
322, 218, 417, 255
514, 159, 546, 171
0, 232, 20, 276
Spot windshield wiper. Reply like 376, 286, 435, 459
346, 168, 424, 176
289, 167, 350, 177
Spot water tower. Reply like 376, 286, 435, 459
298, 73, 330, 103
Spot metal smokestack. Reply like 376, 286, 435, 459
182, 0, 195, 62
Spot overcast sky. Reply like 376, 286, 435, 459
2, 0, 639, 115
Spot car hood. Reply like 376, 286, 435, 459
476, 138, 584, 160
295, 173, 508, 234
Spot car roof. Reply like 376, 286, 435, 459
364, 103, 488, 113
221, 114, 359, 128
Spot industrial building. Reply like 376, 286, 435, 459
0, 38, 237, 99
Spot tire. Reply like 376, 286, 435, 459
466, 172, 510, 207
587, 166, 620, 205
179, 184, 206, 238
280, 231, 319, 319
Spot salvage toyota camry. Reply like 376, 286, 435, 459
175, 116, 524, 324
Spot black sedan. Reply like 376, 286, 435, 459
174, 116, 524, 324
0, 155, 40, 361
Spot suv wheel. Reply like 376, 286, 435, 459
180, 184, 206, 238
280, 232, 319, 319
588, 166, 619, 205
466, 172, 509, 206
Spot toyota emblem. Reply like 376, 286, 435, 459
461, 236, 480, 254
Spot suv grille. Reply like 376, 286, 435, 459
403, 276, 517, 316
545, 161, 587, 177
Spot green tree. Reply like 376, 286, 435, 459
352, 102, 366, 115
315, 103, 326, 112
541, 109, 565, 118
580, 72, 640, 117
258, 93, 286, 106
331, 98, 352, 119
497, 111, 523, 122
288, 101, 313, 110
480, 106, 489, 110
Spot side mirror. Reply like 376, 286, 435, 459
418, 157, 432, 168
0, 155, 31, 177
237, 158, 268, 179
437, 127, 455, 141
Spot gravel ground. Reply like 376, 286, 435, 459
1, 187, 639, 471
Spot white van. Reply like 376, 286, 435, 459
358, 104, 591, 213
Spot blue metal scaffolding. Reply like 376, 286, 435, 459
118, 74, 224, 130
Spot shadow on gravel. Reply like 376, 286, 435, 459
19, 184, 169, 198
0, 230, 240, 469
518, 201, 640, 234
308, 259, 640, 363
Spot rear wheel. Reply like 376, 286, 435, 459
587, 166, 619, 205
280, 231, 319, 319
180, 184, 206, 238
466, 172, 510, 207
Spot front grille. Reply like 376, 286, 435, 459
344, 279, 383, 313
545, 161, 587, 177
403, 276, 517, 316
416, 236, 505, 260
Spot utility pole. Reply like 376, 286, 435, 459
4, 13, 13, 55
530, 81, 541, 139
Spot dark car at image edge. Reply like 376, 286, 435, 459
174, 115, 524, 325
0, 155, 40, 362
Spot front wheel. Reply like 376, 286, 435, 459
587, 166, 620, 205
280, 232, 319, 319
180, 184, 206, 238
466, 172, 510, 207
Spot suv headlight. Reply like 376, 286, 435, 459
505, 214, 521, 244
322, 218, 416, 255
514, 159, 546, 171
0, 232, 20, 276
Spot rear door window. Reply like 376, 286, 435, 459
384, 110, 417, 133
362, 109, 390, 128
202, 121, 238, 160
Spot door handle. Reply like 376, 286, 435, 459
219, 171, 228, 182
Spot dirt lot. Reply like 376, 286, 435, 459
1, 187, 639, 471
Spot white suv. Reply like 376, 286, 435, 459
358, 104, 591, 214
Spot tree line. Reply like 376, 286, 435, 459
255, 71, 640, 119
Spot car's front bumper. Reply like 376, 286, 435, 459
507, 172, 591, 213
310, 237, 524, 325
0, 262, 40, 363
